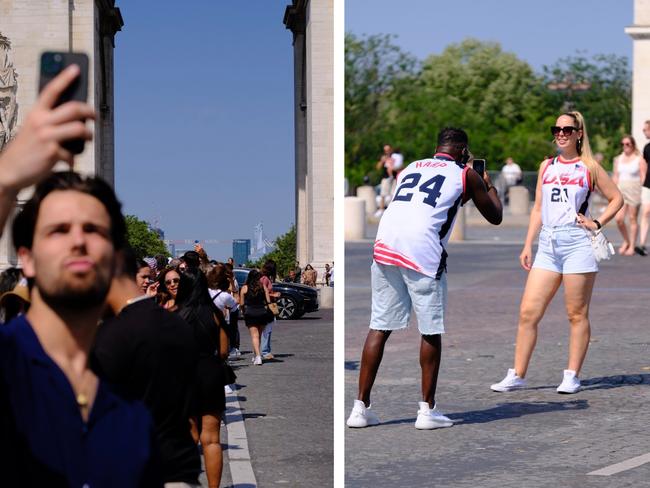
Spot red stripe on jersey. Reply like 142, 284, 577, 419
586, 167, 593, 190
558, 155, 581, 164
373, 243, 422, 271
373, 253, 421, 273
373, 248, 422, 271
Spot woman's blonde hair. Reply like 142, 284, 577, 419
561, 111, 599, 188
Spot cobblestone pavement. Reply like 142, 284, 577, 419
222, 309, 333, 487
345, 234, 650, 488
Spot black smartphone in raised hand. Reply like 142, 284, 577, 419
38, 52, 89, 154
472, 159, 486, 178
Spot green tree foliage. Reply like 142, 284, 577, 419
125, 215, 169, 259
249, 225, 296, 278
345, 36, 631, 183
345, 33, 418, 186
541, 54, 631, 168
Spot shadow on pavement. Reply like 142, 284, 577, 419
222, 444, 245, 452
581, 373, 650, 390
449, 400, 589, 425
222, 484, 256, 488
378, 400, 588, 426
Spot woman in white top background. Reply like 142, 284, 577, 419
612, 135, 647, 255
491, 111, 623, 394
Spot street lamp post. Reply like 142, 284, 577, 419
547, 75, 591, 111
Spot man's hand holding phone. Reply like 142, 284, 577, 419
0, 63, 94, 195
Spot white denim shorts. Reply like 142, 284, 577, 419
370, 261, 446, 335
533, 225, 598, 274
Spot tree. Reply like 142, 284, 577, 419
125, 215, 169, 259
345, 33, 418, 187
249, 225, 296, 278
344, 36, 632, 177
541, 53, 631, 168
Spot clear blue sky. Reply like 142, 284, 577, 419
114, 1, 294, 261
345, 0, 633, 71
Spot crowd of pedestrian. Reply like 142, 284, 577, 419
0, 65, 292, 488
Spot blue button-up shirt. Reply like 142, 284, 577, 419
0, 315, 161, 488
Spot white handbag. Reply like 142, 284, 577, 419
552, 158, 615, 262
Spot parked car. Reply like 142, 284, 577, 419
233, 268, 319, 320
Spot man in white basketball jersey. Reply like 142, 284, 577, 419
347, 128, 503, 430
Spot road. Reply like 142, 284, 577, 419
345, 231, 650, 488
219, 308, 333, 487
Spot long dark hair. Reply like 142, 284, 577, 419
261, 259, 277, 282
246, 269, 263, 295
156, 266, 179, 305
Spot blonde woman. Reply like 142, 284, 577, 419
613, 135, 647, 255
491, 112, 623, 394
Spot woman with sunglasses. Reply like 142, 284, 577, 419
613, 135, 647, 255
491, 111, 623, 394
157, 266, 181, 312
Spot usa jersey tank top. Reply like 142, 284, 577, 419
374, 153, 468, 279
540, 156, 593, 227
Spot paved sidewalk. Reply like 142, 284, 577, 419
345, 238, 650, 488
222, 309, 333, 487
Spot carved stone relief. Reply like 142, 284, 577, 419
0, 32, 18, 153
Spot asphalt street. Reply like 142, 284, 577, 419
221, 308, 333, 487
345, 226, 650, 488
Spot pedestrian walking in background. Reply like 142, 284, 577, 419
324, 262, 332, 286
135, 258, 155, 294
241, 269, 272, 365
302, 263, 317, 287
500, 156, 523, 204
612, 134, 646, 256
207, 263, 241, 358
176, 267, 230, 488
492, 111, 623, 394
375, 144, 396, 217
347, 128, 503, 430
636, 120, 650, 256
260, 259, 280, 360
157, 266, 181, 311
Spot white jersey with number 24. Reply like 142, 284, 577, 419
374, 153, 468, 280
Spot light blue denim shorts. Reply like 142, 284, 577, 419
533, 225, 599, 274
369, 261, 446, 335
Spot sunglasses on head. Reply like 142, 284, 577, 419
550, 126, 579, 137
165, 278, 180, 285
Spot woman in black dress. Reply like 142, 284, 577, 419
240, 269, 272, 365
175, 267, 228, 488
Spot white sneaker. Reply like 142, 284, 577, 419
229, 348, 241, 359
414, 402, 453, 430
253, 355, 262, 365
346, 399, 380, 428
491, 368, 527, 392
556, 369, 581, 393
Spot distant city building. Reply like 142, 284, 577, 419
249, 222, 275, 261
233, 239, 251, 266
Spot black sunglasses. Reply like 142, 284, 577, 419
551, 126, 579, 137
165, 278, 180, 285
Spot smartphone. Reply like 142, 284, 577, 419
38, 52, 89, 154
472, 159, 486, 178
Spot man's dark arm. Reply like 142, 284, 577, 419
464, 168, 503, 225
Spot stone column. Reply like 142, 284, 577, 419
626, 0, 650, 146
284, 0, 334, 284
